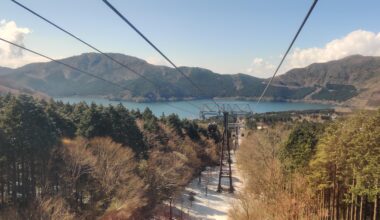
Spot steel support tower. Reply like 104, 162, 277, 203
200, 103, 252, 193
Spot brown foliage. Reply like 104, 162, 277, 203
38, 197, 76, 220
229, 126, 316, 220
0, 197, 75, 220
59, 137, 146, 219
145, 150, 193, 201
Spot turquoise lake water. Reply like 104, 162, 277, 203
54, 97, 333, 119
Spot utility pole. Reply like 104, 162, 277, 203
217, 112, 234, 192
226, 112, 233, 193
200, 103, 252, 193
235, 125, 239, 152
217, 121, 225, 192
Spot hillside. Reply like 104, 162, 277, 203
0, 67, 12, 76
274, 55, 380, 106
0, 53, 379, 106
0, 53, 312, 102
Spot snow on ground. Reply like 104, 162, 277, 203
174, 127, 246, 220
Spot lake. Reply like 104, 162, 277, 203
54, 97, 333, 119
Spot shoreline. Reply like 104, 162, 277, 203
54, 95, 343, 106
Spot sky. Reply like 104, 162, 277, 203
1, 0, 380, 78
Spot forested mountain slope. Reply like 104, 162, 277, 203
0, 94, 219, 219
0, 53, 310, 102
274, 55, 380, 106
231, 110, 380, 219
0, 53, 379, 106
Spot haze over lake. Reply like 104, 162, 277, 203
54, 97, 333, 118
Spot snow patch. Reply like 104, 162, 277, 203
174, 152, 244, 220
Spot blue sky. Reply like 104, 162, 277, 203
1, 0, 380, 77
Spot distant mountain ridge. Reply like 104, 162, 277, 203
0, 67, 12, 76
274, 55, 380, 87
0, 53, 379, 107
274, 55, 380, 107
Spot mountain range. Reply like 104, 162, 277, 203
0, 53, 379, 107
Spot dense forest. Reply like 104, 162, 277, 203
1, 93, 378, 219
0, 94, 220, 219
230, 110, 380, 220
311, 84, 358, 101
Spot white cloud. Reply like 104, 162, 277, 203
145, 55, 170, 66
0, 20, 44, 68
246, 57, 276, 78
247, 29, 380, 78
